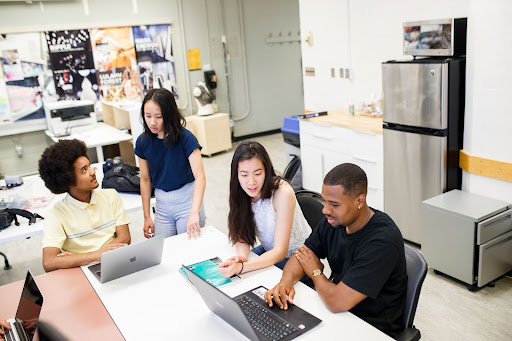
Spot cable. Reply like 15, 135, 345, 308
231, 0, 251, 122
177, 0, 192, 112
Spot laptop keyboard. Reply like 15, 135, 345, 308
236, 295, 298, 341
1, 320, 30, 341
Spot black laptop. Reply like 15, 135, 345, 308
182, 265, 321, 341
0, 270, 44, 341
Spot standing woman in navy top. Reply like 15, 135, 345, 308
134, 88, 206, 239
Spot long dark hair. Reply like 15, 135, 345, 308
140, 88, 185, 147
228, 141, 282, 245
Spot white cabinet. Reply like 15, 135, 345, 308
300, 120, 383, 211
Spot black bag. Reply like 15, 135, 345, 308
283, 154, 303, 192
0, 208, 44, 231
102, 162, 142, 194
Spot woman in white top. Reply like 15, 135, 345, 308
218, 141, 311, 279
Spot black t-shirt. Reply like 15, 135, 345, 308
305, 209, 407, 337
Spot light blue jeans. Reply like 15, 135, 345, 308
154, 182, 206, 237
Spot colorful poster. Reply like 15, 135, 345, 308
5, 77, 44, 121
90, 27, 141, 101
132, 24, 177, 98
0, 78, 12, 125
45, 29, 100, 102
0, 33, 46, 122
1, 49, 24, 81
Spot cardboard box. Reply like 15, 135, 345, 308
101, 100, 142, 165
185, 113, 232, 156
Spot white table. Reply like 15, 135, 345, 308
0, 165, 153, 245
82, 226, 392, 340
45, 122, 133, 163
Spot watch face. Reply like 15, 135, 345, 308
313, 269, 322, 277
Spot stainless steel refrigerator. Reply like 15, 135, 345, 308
382, 57, 465, 244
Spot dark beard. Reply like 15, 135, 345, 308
326, 217, 344, 229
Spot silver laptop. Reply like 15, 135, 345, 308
1, 270, 44, 341
182, 265, 321, 341
88, 234, 164, 283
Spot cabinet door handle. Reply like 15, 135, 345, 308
484, 235, 512, 252
353, 130, 376, 136
353, 154, 377, 163
312, 133, 333, 140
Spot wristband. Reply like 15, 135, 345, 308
238, 262, 244, 275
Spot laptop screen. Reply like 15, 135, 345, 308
15, 271, 44, 339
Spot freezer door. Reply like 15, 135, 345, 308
384, 128, 447, 243
382, 62, 448, 130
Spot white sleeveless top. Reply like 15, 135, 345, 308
251, 188, 312, 258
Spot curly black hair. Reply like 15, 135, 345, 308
38, 139, 89, 194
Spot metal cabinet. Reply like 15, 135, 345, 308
422, 189, 512, 290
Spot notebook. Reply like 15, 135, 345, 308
88, 234, 164, 283
1, 270, 44, 341
182, 265, 322, 341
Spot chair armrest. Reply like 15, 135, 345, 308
395, 327, 421, 341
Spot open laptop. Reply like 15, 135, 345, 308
1, 270, 44, 341
182, 265, 321, 341
88, 234, 164, 283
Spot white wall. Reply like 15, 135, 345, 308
461, 0, 512, 202
299, 0, 468, 111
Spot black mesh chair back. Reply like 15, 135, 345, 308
396, 244, 428, 341
295, 190, 324, 230
37, 321, 70, 341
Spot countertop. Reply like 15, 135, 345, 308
301, 109, 383, 135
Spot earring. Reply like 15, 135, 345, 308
358, 206, 361, 210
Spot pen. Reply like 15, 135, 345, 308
296, 111, 328, 119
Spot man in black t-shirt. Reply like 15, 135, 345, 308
264, 163, 407, 338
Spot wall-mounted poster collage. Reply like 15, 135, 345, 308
0, 24, 176, 126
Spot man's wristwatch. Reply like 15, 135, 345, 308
312, 269, 322, 277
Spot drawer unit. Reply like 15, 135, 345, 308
300, 121, 351, 154
422, 189, 512, 290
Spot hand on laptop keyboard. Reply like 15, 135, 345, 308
264, 281, 296, 310
0, 319, 12, 341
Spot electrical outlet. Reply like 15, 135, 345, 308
345, 68, 351, 79
305, 67, 315, 77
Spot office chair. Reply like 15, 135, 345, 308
37, 320, 70, 341
295, 190, 324, 231
0, 251, 12, 270
396, 244, 428, 341
283, 154, 303, 191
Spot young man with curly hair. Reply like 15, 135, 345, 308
38, 139, 131, 272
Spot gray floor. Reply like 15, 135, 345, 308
1, 133, 511, 340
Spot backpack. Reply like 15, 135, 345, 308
283, 154, 303, 192
0, 208, 44, 230
102, 163, 142, 194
